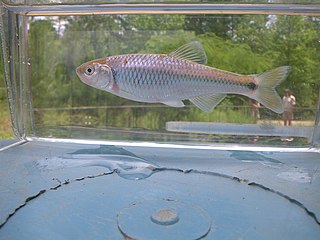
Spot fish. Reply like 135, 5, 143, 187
76, 41, 290, 113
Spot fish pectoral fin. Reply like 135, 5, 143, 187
189, 94, 226, 112
162, 100, 185, 108
169, 41, 207, 65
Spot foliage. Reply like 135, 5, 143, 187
0, 48, 14, 138
0, 100, 13, 138
269, 16, 320, 107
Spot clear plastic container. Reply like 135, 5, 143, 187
1, 0, 319, 147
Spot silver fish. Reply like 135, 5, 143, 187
76, 42, 290, 113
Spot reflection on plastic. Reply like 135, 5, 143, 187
36, 145, 158, 180
229, 150, 283, 166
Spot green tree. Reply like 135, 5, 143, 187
184, 14, 240, 39
0, 41, 14, 138
270, 16, 319, 107
29, 18, 64, 107
233, 15, 275, 56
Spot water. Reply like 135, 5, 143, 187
1, 2, 320, 147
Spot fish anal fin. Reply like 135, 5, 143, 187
190, 94, 226, 112
169, 41, 207, 65
162, 100, 185, 108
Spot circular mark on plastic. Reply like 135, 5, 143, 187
151, 208, 179, 226
117, 199, 212, 240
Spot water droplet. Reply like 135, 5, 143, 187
85, 155, 157, 180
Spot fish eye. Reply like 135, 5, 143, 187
85, 67, 95, 76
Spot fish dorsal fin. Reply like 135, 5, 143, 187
189, 94, 226, 112
169, 41, 207, 64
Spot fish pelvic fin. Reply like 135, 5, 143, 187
255, 66, 291, 114
169, 41, 207, 65
162, 100, 185, 108
189, 94, 226, 112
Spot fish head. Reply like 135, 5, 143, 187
76, 58, 114, 91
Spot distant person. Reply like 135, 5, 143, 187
282, 89, 296, 126
249, 99, 260, 122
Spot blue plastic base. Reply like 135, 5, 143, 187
0, 140, 319, 239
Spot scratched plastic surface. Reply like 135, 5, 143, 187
0, 141, 319, 239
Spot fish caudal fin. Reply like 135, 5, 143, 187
255, 66, 291, 114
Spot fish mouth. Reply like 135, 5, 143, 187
76, 64, 82, 76
76, 65, 86, 83
75, 67, 81, 78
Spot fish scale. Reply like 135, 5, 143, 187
116, 55, 209, 94
111, 55, 224, 99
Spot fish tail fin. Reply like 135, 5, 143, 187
254, 66, 291, 113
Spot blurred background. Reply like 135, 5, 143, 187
0, 54, 13, 139
1, 14, 319, 141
